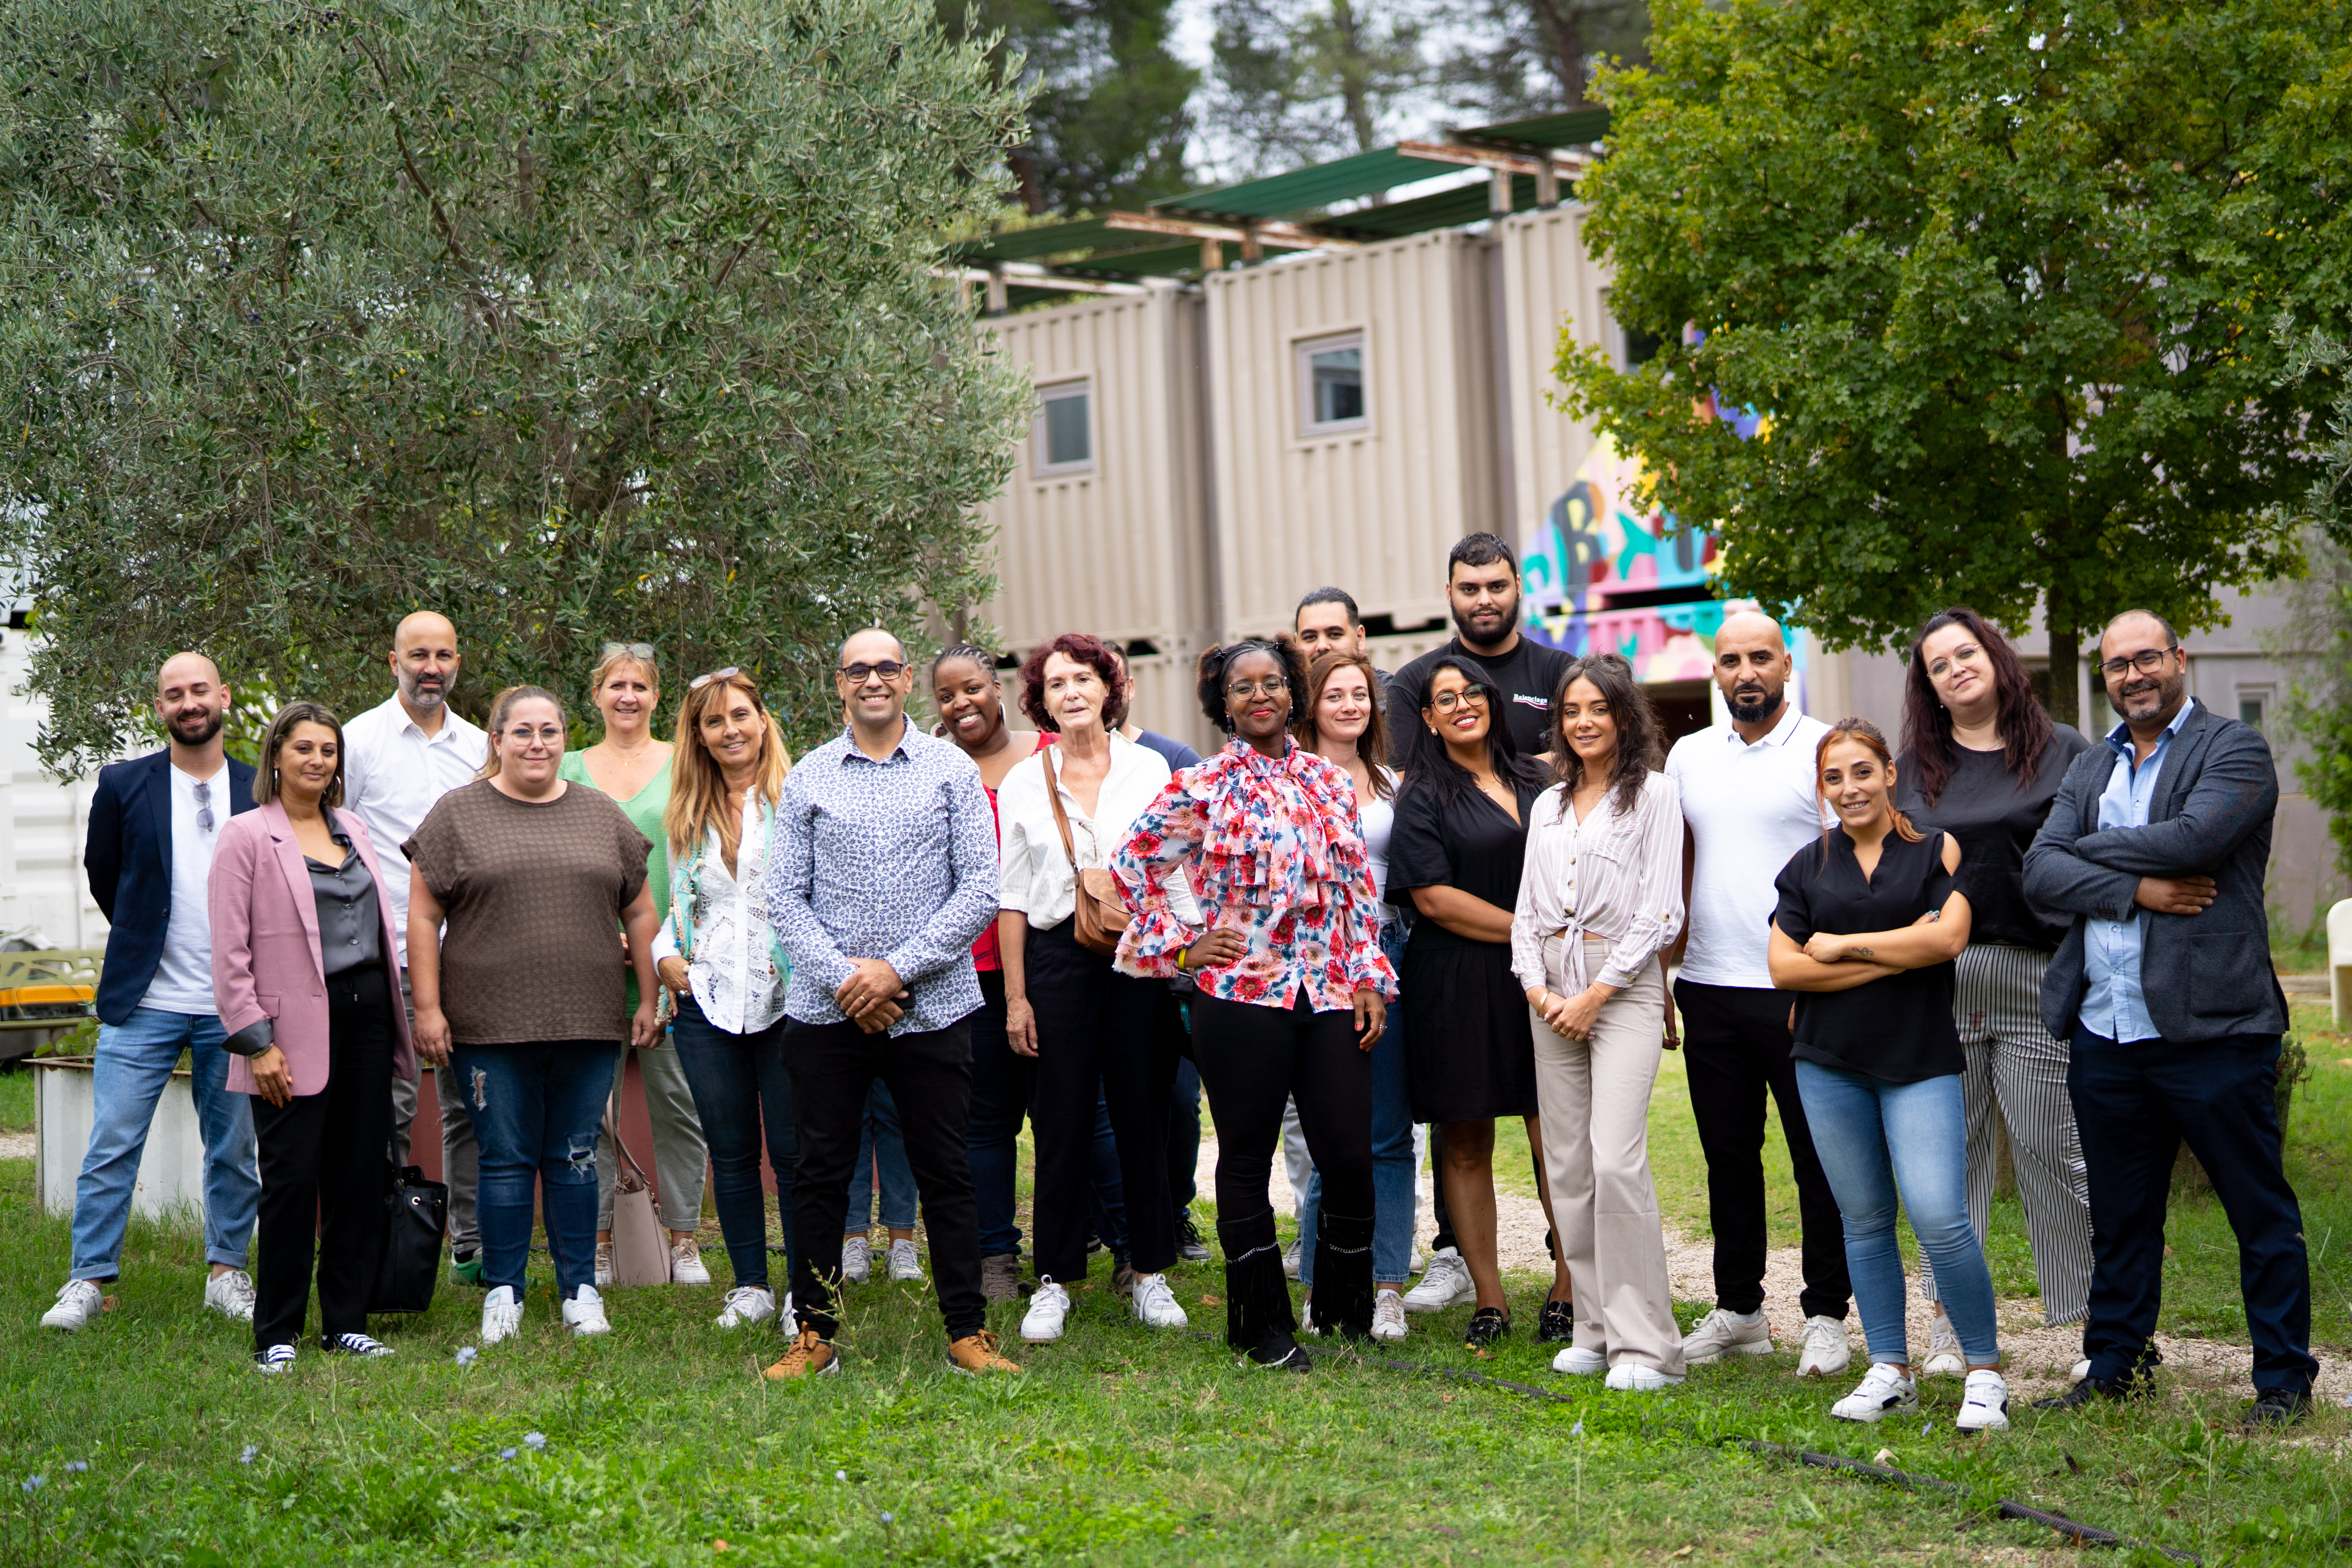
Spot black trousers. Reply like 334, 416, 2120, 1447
1675, 979, 1851, 1321
2070, 1025, 2317, 1393
783, 1014, 984, 1342
1192, 990, 1375, 1348
1026, 920, 1178, 1281
251, 965, 396, 1351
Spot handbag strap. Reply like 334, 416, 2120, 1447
601, 1098, 653, 1190
1044, 747, 1085, 879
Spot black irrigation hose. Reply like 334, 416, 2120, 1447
1286, 1339, 2204, 1564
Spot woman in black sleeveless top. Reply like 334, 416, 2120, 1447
1767, 718, 2009, 1436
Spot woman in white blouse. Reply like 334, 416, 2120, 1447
650, 669, 797, 1338
998, 634, 1193, 1345
1510, 652, 1688, 1392
1293, 649, 1415, 1342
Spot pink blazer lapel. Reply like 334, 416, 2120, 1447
261, 798, 326, 980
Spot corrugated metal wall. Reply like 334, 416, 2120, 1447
1204, 231, 1503, 640
1496, 205, 1614, 557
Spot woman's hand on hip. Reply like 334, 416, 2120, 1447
1005, 994, 1039, 1058
250, 1045, 293, 1108
1180, 929, 1247, 971
413, 1007, 452, 1067
656, 956, 690, 994
1353, 988, 1386, 1050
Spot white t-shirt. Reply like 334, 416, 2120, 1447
341, 693, 489, 963
142, 760, 228, 1014
998, 732, 1198, 931
1361, 766, 1400, 918
1663, 703, 1831, 989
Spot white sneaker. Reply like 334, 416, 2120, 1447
481, 1285, 524, 1345
593, 1241, 614, 1288
841, 1235, 871, 1284
781, 1291, 798, 1337
1957, 1367, 2011, 1432
886, 1238, 923, 1282
1921, 1312, 1964, 1377
254, 1343, 297, 1375
670, 1237, 712, 1287
1281, 1238, 1302, 1280
1022, 1278, 1071, 1342
40, 1280, 104, 1332
1831, 1363, 1919, 1423
1606, 1361, 1685, 1391
1130, 1272, 1189, 1329
1372, 1289, 1409, 1343
2071, 1356, 2091, 1381
1681, 1306, 1773, 1364
1401, 1248, 1475, 1313
1553, 1346, 1607, 1376
204, 1269, 258, 1323
562, 1283, 611, 1337
715, 1286, 777, 1329
1796, 1314, 1852, 1377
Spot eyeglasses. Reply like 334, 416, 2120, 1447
1924, 644, 1981, 677
690, 666, 744, 691
838, 661, 908, 683
1226, 677, 1290, 699
193, 778, 215, 835
601, 641, 655, 661
2099, 646, 2178, 679
1430, 688, 1490, 712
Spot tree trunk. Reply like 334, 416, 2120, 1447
1528, 0, 1588, 109
1330, 0, 1377, 153
2047, 618, 2080, 728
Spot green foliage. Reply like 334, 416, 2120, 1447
0, 0, 1034, 773
2268, 317, 2352, 540
1208, 0, 1432, 168
1431, 0, 1652, 123
1557, 0, 2352, 721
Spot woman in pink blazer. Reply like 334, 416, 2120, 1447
210, 702, 416, 1374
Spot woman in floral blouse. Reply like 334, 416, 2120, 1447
1111, 637, 1397, 1372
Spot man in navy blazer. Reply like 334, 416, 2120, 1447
39, 653, 265, 1333
2022, 610, 2315, 1427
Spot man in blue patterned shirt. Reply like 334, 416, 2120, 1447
758, 628, 1018, 1377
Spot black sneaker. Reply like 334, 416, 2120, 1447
1174, 1210, 1210, 1262
321, 1331, 395, 1358
2030, 1374, 2142, 1412
2242, 1388, 2309, 1430
1537, 1298, 1574, 1343
1242, 1335, 1312, 1373
1464, 1306, 1510, 1350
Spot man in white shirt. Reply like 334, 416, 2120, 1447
42, 654, 262, 1332
1662, 609, 1854, 1376
341, 611, 489, 1281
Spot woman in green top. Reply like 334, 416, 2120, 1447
561, 642, 713, 1288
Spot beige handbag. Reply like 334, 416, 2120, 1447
603, 1102, 671, 1287
1045, 750, 1131, 958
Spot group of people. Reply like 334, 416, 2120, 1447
39, 533, 2318, 1427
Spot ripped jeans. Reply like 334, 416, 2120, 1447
451, 1041, 624, 1297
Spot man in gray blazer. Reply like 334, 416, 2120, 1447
2022, 610, 2315, 1427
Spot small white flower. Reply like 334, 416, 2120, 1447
240, 1446, 258, 1465
523, 1433, 547, 1452
65, 1462, 88, 1474
22, 1475, 44, 1492
1569, 1420, 1584, 1437
499, 1448, 517, 1461
455, 1346, 479, 1366
881, 1512, 896, 1524
836, 1470, 849, 1482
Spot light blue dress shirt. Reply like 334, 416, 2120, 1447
2080, 697, 2198, 1043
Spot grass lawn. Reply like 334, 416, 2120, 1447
1, 1010, 2348, 1567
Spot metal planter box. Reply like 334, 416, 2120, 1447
32, 1055, 209, 1226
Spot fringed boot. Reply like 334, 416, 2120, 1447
1311, 1207, 1376, 1342
1218, 1208, 1306, 1371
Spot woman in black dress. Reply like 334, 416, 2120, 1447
1388, 652, 1570, 1348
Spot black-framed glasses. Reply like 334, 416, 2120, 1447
690, 666, 743, 691
1226, 677, 1290, 699
1430, 688, 1490, 712
839, 661, 908, 683
601, 641, 656, 661
2099, 646, 2178, 679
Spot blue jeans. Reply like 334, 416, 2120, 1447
451, 1041, 621, 1297
1300, 919, 1415, 1286
71, 1008, 259, 1280
670, 999, 797, 1293
846, 1082, 918, 1233
1794, 1062, 1999, 1366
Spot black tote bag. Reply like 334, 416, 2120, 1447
368, 1165, 449, 1314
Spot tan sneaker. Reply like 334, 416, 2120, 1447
946, 1328, 1023, 1376
761, 1329, 840, 1380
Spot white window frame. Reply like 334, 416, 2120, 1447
1031, 377, 1096, 478
1293, 328, 1369, 442
2235, 684, 2276, 733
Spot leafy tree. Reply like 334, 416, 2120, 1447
1556, 0, 2352, 722
1432, 0, 1651, 124
1207, 0, 1430, 173
941, 0, 1196, 215
0, 0, 1033, 773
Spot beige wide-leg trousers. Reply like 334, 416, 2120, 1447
1532, 934, 1685, 1375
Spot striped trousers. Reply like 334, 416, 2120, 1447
1923, 942, 2094, 1327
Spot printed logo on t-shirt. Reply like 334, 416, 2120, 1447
1511, 693, 1548, 709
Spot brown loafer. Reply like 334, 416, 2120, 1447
761, 1328, 840, 1379
946, 1328, 1023, 1375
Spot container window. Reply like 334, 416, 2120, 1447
2237, 689, 2270, 732
1297, 334, 1367, 435
1034, 382, 1093, 474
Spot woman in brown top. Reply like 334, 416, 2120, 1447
406, 685, 660, 1349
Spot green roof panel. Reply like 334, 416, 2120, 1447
1456, 107, 1611, 150
1154, 147, 1439, 221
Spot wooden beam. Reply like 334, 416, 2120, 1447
984, 265, 1008, 316
1101, 210, 1360, 255
1200, 236, 1222, 273
942, 264, 1150, 299
1398, 137, 1591, 205
1534, 161, 1559, 207
1489, 168, 1514, 215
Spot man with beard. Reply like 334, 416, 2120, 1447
341, 611, 490, 1283
42, 654, 263, 1331
1387, 535, 1571, 762
2023, 611, 2313, 1428
1661, 609, 1855, 1377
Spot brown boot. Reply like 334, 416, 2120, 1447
946, 1328, 1023, 1376
980, 1253, 1023, 1303
761, 1328, 840, 1379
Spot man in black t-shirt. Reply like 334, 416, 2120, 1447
1387, 532, 1573, 765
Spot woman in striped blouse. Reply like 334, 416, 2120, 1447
1510, 653, 1689, 1391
